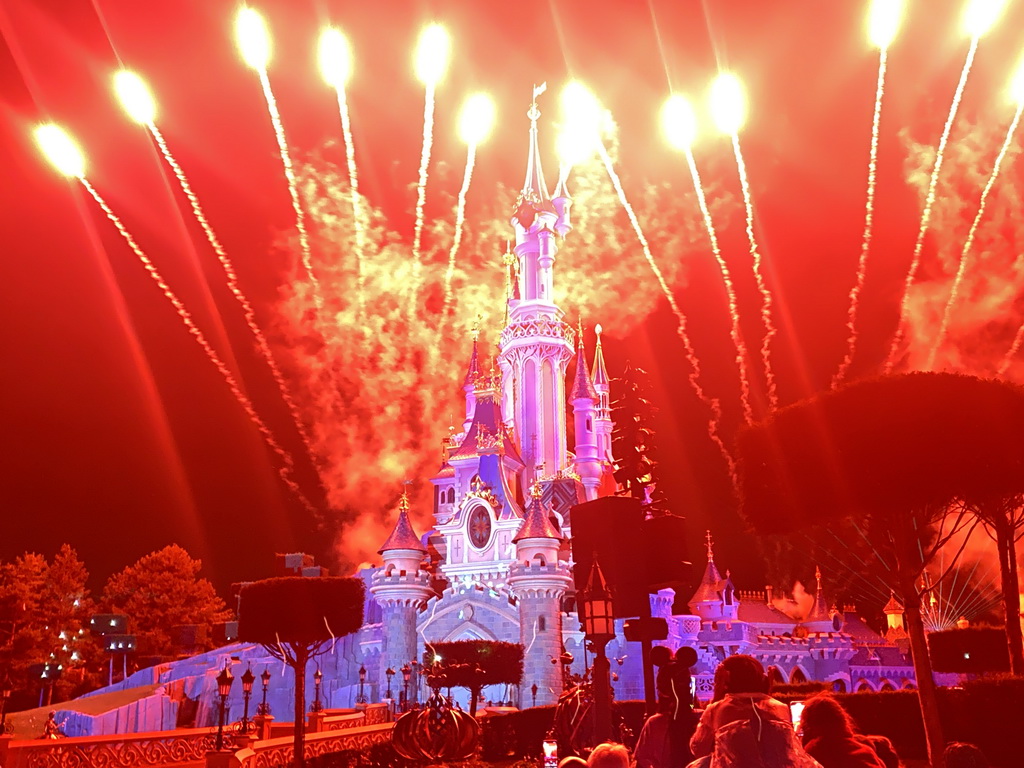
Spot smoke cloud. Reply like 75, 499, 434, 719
900, 119, 1023, 374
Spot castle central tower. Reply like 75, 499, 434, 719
498, 90, 575, 489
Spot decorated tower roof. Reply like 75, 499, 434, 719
570, 323, 599, 401
592, 324, 610, 389
807, 566, 830, 621
513, 484, 563, 543
449, 377, 524, 467
689, 530, 731, 604
378, 490, 427, 554
883, 591, 905, 614
463, 335, 481, 389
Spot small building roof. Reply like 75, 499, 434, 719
378, 492, 427, 554
513, 490, 562, 543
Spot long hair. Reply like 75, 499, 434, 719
800, 694, 856, 742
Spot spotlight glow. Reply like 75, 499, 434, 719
868, 0, 905, 49
34, 123, 86, 178
457, 92, 496, 145
557, 80, 602, 167
661, 94, 698, 151
318, 27, 352, 88
235, 7, 271, 70
962, 0, 1006, 38
710, 72, 747, 135
113, 70, 157, 126
414, 24, 450, 86
1011, 54, 1024, 105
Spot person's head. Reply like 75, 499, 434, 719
860, 734, 900, 768
716, 654, 768, 695
675, 646, 698, 668
587, 742, 631, 768
944, 742, 989, 768
800, 695, 856, 743
651, 645, 672, 667
558, 757, 588, 768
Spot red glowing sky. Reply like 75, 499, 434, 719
1, 0, 1022, 597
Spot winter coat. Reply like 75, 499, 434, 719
803, 735, 888, 768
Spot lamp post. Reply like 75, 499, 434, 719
0, 672, 11, 734
530, 682, 538, 708
582, 558, 615, 744
385, 667, 395, 701
310, 667, 324, 713
410, 659, 421, 708
400, 663, 411, 712
357, 665, 367, 705
215, 664, 234, 751
239, 666, 255, 734
257, 668, 271, 716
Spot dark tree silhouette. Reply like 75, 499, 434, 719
737, 372, 1024, 768
238, 577, 364, 768
612, 363, 668, 513
423, 640, 523, 717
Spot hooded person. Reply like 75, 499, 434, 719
800, 695, 885, 768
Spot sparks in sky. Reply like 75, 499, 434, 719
235, 7, 323, 318
834, 0, 905, 388
710, 72, 777, 414
34, 123, 314, 513
663, 93, 754, 429
441, 93, 497, 324
409, 23, 451, 316
111, 69, 319, 470
887, 0, 1006, 373
318, 26, 366, 315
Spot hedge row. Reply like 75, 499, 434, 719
482, 677, 1024, 768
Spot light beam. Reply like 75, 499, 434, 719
113, 70, 157, 126
235, 7, 271, 71
34, 123, 86, 179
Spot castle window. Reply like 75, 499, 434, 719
446, 487, 455, 504
538, 616, 546, 632
586, 417, 592, 432
533, 554, 547, 567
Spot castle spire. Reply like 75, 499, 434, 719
513, 483, 562, 542
520, 83, 550, 204
592, 324, 610, 390
570, 320, 598, 401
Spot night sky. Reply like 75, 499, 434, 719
2, 0, 1022, 601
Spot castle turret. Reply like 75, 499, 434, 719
592, 325, 613, 465
804, 567, 833, 633
552, 174, 573, 238
571, 324, 602, 501
508, 486, 571, 706
499, 88, 575, 489
370, 491, 433, 701
688, 531, 737, 622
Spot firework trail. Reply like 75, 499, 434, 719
409, 83, 438, 311
331, 86, 366, 313
886, 38, 980, 373
730, 135, 778, 413
683, 147, 754, 425
441, 143, 478, 323
79, 179, 316, 513
929, 104, 1023, 371
254, 70, 323, 317
595, 141, 736, 486
834, 48, 889, 388
147, 124, 318, 466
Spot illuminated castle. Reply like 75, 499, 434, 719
365, 95, 617, 707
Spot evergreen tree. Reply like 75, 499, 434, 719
611, 363, 668, 513
102, 545, 230, 659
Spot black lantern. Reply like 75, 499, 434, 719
310, 667, 324, 713
257, 667, 271, 716
530, 682, 538, 708
582, 562, 614, 640
357, 664, 367, 705
239, 666, 255, 734
400, 663, 411, 712
385, 667, 395, 700
215, 664, 234, 751
410, 659, 421, 707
